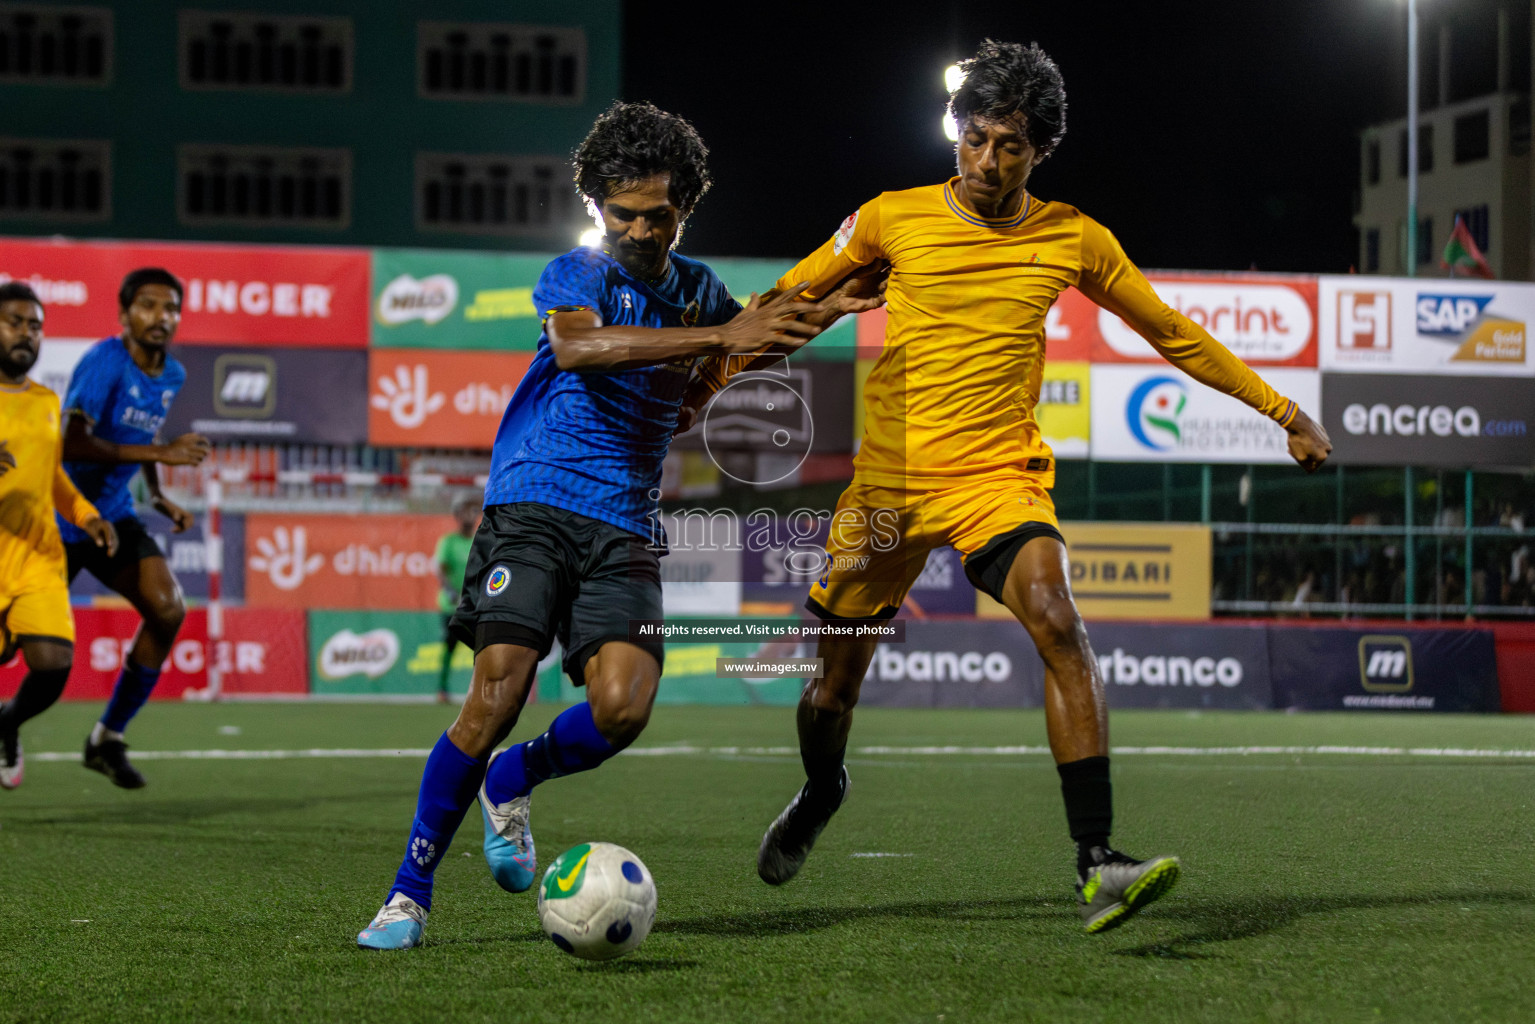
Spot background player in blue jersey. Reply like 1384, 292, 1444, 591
61, 268, 211, 788
358, 101, 884, 950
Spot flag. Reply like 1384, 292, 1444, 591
1440, 215, 1495, 279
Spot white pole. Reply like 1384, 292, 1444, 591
1406, 0, 1419, 277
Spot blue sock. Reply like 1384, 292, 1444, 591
99, 661, 162, 733
389, 733, 487, 910
483, 703, 616, 805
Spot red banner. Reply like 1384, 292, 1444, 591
244, 513, 454, 610
0, 237, 370, 348
367, 348, 534, 448
0, 607, 308, 701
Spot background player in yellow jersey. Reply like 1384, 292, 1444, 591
0, 282, 117, 789
734, 40, 1333, 933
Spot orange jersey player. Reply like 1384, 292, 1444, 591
0, 281, 118, 791
711, 40, 1331, 933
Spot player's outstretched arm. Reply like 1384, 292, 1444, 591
1285, 408, 1332, 474
62, 414, 211, 467
547, 286, 824, 372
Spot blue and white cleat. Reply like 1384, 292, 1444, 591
357, 893, 427, 950
480, 752, 536, 893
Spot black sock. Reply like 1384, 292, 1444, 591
1057, 756, 1113, 874
802, 746, 847, 806
0, 667, 71, 731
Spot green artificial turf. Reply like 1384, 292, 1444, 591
2, 702, 1532, 1023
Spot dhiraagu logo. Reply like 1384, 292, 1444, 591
1126, 375, 1187, 451
542, 843, 593, 900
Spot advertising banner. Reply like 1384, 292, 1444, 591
860, 620, 1046, 709
307, 610, 473, 697
1088, 275, 1319, 367
0, 607, 306, 700
657, 512, 743, 617
1322, 373, 1535, 468
978, 522, 1212, 620
161, 347, 368, 444
371, 248, 550, 350
672, 361, 857, 457
1089, 365, 1320, 464
0, 237, 370, 347
71, 512, 245, 603
244, 513, 452, 610
1268, 626, 1500, 712
27, 338, 92, 398
1037, 360, 1091, 458
1079, 621, 1272, 710
1319, 276, 1535, 376
367, 348, 534, 448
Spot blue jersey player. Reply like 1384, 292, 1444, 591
358, 101, 884, 949
61, 268, 211, 788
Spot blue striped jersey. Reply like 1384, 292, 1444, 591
483, 247, 743, 540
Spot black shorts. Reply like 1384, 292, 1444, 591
65, 515, 164, 585
962, 521, 1068, 604
448, 502, 664, 686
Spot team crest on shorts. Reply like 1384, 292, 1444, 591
485, 565, 511, 596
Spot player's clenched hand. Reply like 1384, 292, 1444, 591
159, 433, 212, 466
83, 516, 119, 557
718, 284, 824, 354
1286, 408, 1331, 473
0, 440, 14, 477
154, 495, 196, 533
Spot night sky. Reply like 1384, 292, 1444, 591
623, 0, 1528, 273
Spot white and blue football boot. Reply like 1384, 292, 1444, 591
479, 751, 536, 892
356, 893, 427, 950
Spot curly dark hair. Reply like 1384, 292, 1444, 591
573, 100, 712, 212
0, 281, 42, 307
118, 267, 184, 310
949, 40, 1067, 160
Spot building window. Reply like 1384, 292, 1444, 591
179, 145, 350, 228
415, 153, 578, 236
1453, 109, 1490, 164
1396, 124, 1433, 176
417, 22, 585, 103
1364, 228, 1380, 273
1417, 217, 1433, 267
180, 11, 351, 92
1365, 139, 1380, 185
0, 4, 112, 84
0, 137, 109, 220
1510, 99, 1530, 157
1454, 204, 1490, 253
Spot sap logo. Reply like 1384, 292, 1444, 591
1338, 290, 1391, 350
318, 628, 401, 680
213, 354, 277, 418
1416, 294, 1493, 336
1359, 635, 1413, 692
377, 273, 458, 327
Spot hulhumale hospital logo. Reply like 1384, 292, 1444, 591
1127, 375, 1188, 451
485, 565, 510, 596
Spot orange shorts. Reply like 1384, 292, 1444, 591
805, 471, 1061, 619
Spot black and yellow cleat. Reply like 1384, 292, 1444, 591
1076, 848, 1180, 934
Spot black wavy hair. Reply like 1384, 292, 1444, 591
573, 100, 712, 213
118, 267, 184, 310
949, 40, 1067, 159
0, 281, 42, 307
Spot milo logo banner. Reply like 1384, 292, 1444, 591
371, 249, 550, 350
307, 610, 473, 696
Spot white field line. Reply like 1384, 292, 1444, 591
20, 743, 1535, 763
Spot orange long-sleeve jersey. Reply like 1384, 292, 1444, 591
762, 180, 1298, 486
0, 379, 99, 587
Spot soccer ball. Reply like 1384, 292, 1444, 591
537, 842, 656, 960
